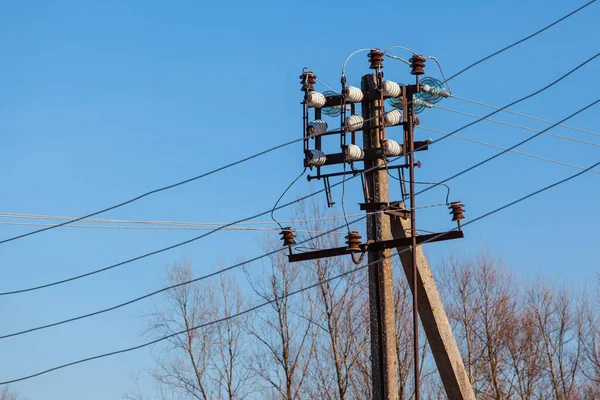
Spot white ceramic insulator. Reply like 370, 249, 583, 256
345, 114, 364, 131
306, 149, 327, 166
306, 91, 326, 108
384, 109, 402, 126
383, 80, 401, 98
384, 140, 403, 156
307, 119, 328, 135
345, 144, 364, 161
421, 84, 449, 98
343, 86, 364, 103
414, 98, 433, 108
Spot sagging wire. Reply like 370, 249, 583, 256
341, 48, 373, 78
384, 53, 411, 66
387, 169, 451, 205
271, 167, 308, 229
427, 56, 452, 95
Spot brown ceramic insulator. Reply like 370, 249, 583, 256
280, 227, 297, 246
409, 55, 426, 75
448, 201, 466, 222
345, 231, 362, 252
368, 49, 384, 70
299, 71, 317, 92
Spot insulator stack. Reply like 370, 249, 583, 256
421, 84, 449, 99
300, 71, 316, 92
384, 139, 403, 156
449, 201, 466, 229
384, 109, 402, 126
382, 80, 401, 98
345, 114, 364, 131
410, 55, 426, 75
343, 86, 364, 103
306, 91, 326, 108
280, 227, 296, 246
307, 119, 328, 135
345, 231, 362, 252
368, 49, 384, 70
305, 149, 327, 167
413, 98, 433, 109
344, 144, 364, 161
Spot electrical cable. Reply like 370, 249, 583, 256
0, 221, 351, 235
417, 126, 600, 176
432, 104, 600, 148
0, 215, 366, 340
447, 0, 597, 81
2, 55, 596, 296
450, 94, 600, 139
415, 98, 600, 198
2, 3, 591, 247
3, 157, 597, 385
271, 168, 307, 229
387, 171, 451, 205
5, 96, 596, 334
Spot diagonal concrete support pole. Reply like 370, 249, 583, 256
389, 207, 475, 400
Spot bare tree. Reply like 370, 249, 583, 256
293, 200, 371, 400
145, 259, 251, 400
245, 249, 315, 400
528, 281, 584, 400
582, 276, 600, 398
1, 387, 19, 400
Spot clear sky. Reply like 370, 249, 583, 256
1, 1, 598, 399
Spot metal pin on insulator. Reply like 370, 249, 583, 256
344, 144, 364, 161
343, 86, 364, 103
448, 201, 466, 229
368, 49, 384, 70
280, 227, 296, 246
384, 109, 403, 126
300, 71, 316, 92
306, 149, 327, 167
306, 91, 326, 108
345, 114, 364, 132
383, 80, 402, 98
409, 55, 426, 75
307, 119, 328, 136
384, 139, 403, 156
345, 231, 362, 252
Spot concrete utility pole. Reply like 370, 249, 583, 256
391, 209, 476, 400
291, 49, 474, 400
361, 73, 399, 400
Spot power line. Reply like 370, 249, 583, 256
447, 0, 597, 81
3, 157, 597, 385
1, 55, 596, 297
5, 95, 597, 336
417, 126, 600, 175
0, 215, 366, 340
1, 5, 588, 247
416, 98, 600, 198
450, 95, 600, 139
423, 53, 600, 150
0, 221, 352, 235
432, 104, 600, 148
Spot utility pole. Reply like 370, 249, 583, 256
361, 70, 399, 400
289, 49, 474, 400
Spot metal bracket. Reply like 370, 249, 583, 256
288, 230, 464, 263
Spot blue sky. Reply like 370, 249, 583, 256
1, 1, 598, 399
